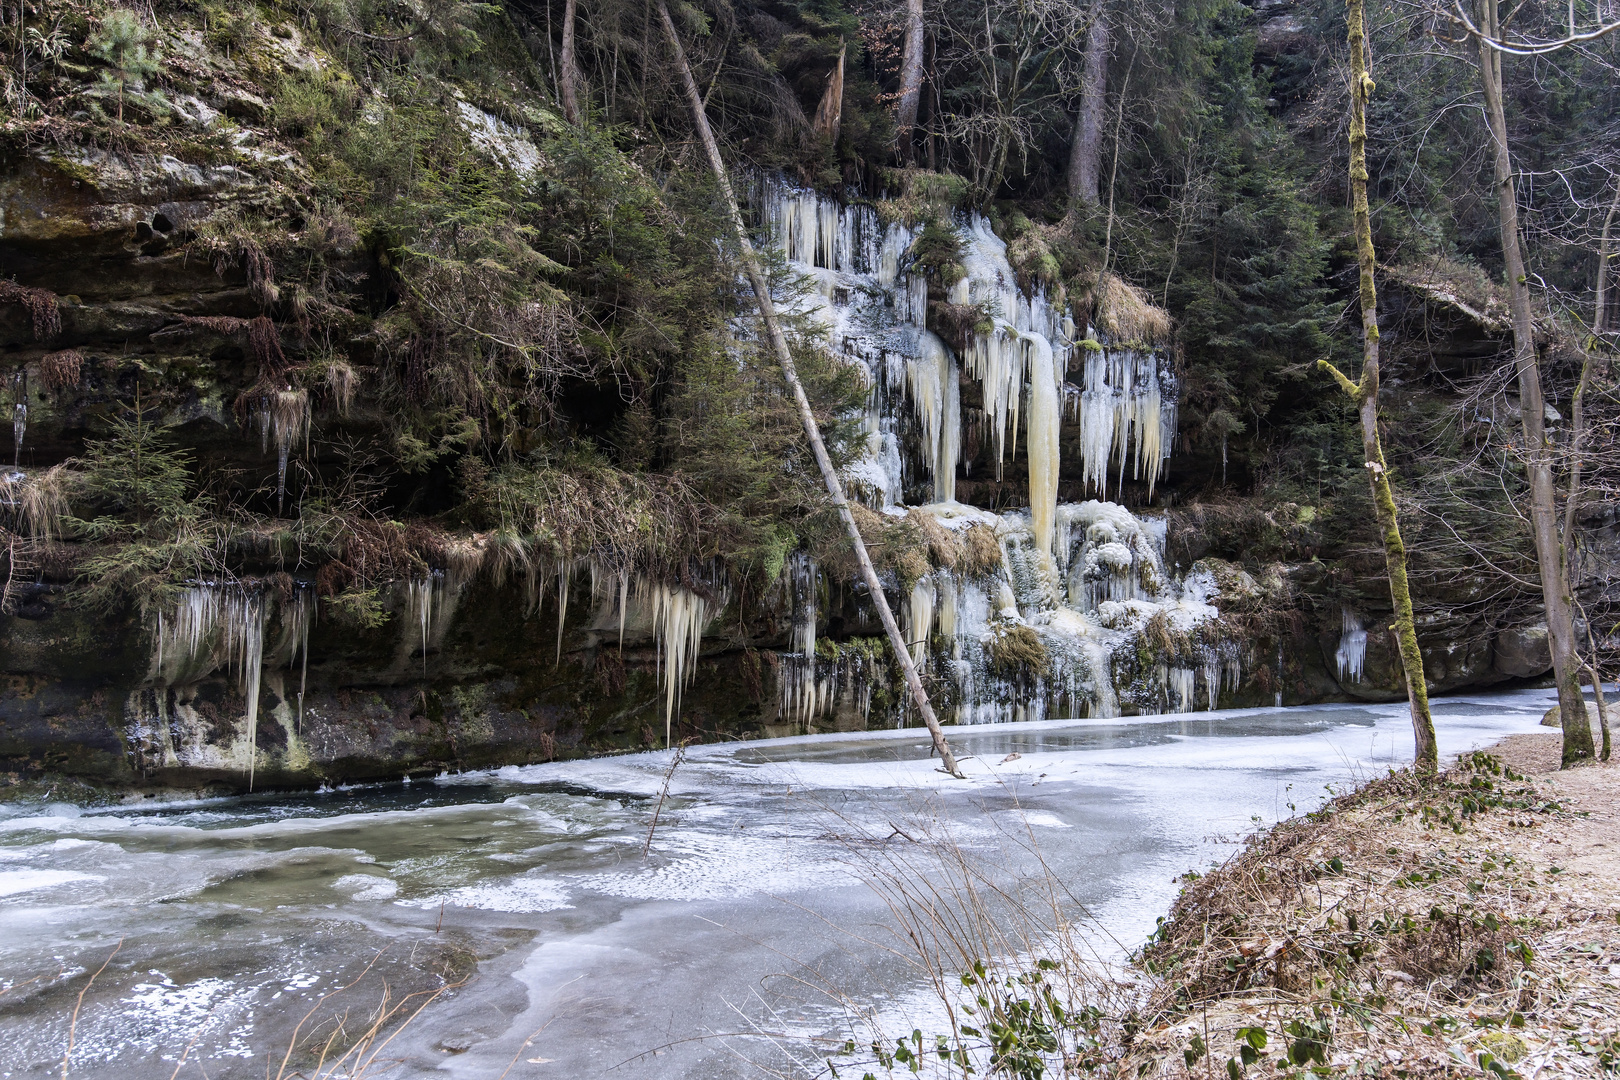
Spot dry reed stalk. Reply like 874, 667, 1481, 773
733, 789, 1141, 1078
746, 750, 1617, 1078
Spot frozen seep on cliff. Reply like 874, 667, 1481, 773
761, 180, 1240, 726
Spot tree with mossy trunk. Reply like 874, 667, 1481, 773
1318, 0, 1437, 772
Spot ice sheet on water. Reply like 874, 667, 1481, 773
400, 874, 572, 913
0, 868, 102, 897
331, 873, 399, 901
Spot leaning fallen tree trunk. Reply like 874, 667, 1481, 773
1320, 0, 1437, 772
656, 0, 964, 778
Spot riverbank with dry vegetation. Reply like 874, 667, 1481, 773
1119, 733, 1619, 1078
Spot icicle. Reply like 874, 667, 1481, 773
790, 553, 817, 657
149, 584, 267, 784
1069, 344, 1175, 498
404, 574, 442, 677
778, 653, 842, 728
1026, 336, 1061, 562
618, 570, 629, 649
231, 592, 266, 789
555, 559, 573, 665
904, 334, 962, 502
1161, 665, 1195, 714
961, 326, 1029, 479
297, 589, 310, 735
635, 577, 725, 746
1336, 608, 1367, 684
936, 575, 958, 644
11, 370, 25, 469
904, 575, 936, 664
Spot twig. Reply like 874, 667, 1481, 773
644, 740, 687, 857
62, 938, 123, 1080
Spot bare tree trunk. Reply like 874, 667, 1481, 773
1099, 53, 1132, 275
1321, 0, 1437, 771
813, 41, 846, 145
894, 0, 924, 160
560, 0, 582, 124
1475, 0, 1594, 765
1068, 8, 1108, 205
1579, 177, 1620, 764
656, 0, 964, 778
1597, 176, 1620, 341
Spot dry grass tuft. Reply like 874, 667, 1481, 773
988, 622, 1050, 678
1093, 272, 1173, 347
906, 507, 963, 570
1125, 750, 1619, 1078
324, 357, 358, 415
0, 464, 73, 542
959, 523, 1004, 578
785, 743, 1620, 1080
817, 503, 934, 590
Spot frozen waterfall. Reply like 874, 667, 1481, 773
758, 179, 1176, 560
753, 178, 1228, 727
1336, 608, 1367, 684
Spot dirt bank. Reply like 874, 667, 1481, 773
1126, 733, 1619, 1078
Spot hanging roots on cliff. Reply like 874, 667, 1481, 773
203, 230, 279, 310
39, 349, 84, 393
315, 519, 447, 596
0, 281, 62, 342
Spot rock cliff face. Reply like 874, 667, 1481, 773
0, 3, 1611, 794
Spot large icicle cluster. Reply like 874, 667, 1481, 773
1336, 608, 1367, 684
759, 181, 1175, 562
149, 583, 314, 785
753, 179, 1240, 728
1070, 347, 1176, 500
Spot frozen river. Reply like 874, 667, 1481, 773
0, 690, 1553, 1078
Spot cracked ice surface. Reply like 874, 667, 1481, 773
0, 691, 1553, 1078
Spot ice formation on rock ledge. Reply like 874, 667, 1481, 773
758, 180, 1175, 561
752, 179, 1230, 727
571, 566, 727, 745
11, 370, 26, 469
148, 584, 283, 785
1336, 608, 1367, 684
778, 499, 1237, 728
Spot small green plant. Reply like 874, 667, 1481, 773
1226, 1025, 1268, 1078
327, 586, 392, 630
66, 401, 218, 611
1282, 1013, 1331, 1067
87, 10, 163, 123
205, 7, 258, 56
